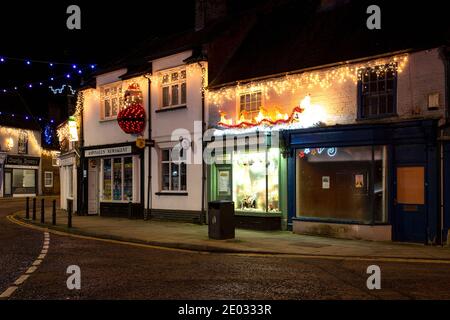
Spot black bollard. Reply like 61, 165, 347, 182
26, 197, 30, 219
40, 199, 45, 224
68, 200, 72, 228
32, 198, 36, 220
52, 200, 56, 226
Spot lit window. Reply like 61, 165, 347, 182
359, 65, 397, 118
100, 83, 123, 119
160, 149, 187, 191
160, 68, 187, 108
239, 91, 262, 120
102, 157, 134, 202
44, 171, 53, 188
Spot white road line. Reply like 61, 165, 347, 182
0, 286, 18, 299
0, 232, 50, 299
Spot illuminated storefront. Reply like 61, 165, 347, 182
83, 143, 145, 218
208, 134, 287, 230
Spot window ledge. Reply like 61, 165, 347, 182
155, 105, 187, 113
155, 192, 188, 196
293, 217, 389, 226
356, 114, 398, 122
99, 118, 118, 123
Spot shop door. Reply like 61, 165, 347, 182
394, 166, 427, 243
4, 170, 12, 197
216, 165, 232, 201
88, 160, 99, 215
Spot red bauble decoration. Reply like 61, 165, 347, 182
117, 83, 146, 134
117, 103, 146, 134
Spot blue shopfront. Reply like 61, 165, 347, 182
283, 119, 440, 244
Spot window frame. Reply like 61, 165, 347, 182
160, 68, 187, 109
160, 148, 187, 192
357, 64, 397, 120
100, 82, 124, 120
44, 171, 54, 188
238, 91, 263, 121
101, 156, 136, 203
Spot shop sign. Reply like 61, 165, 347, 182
68, 116, 79, 142
59, 156, 75, 167
6, 156, 40, 167
322, 176, 330, 189
85, 146, 132, 158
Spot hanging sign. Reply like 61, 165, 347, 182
68, 116, 79, 142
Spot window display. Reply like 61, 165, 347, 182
232, 149, 280, 213
102, 156, 135, 202
297, 145, 387, 223
103, 159, 112, 200
12, 169, 36, 194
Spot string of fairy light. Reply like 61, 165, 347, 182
206, 54, 409, 106
0, 55, 96, 94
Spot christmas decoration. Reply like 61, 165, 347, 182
117, 83, 146, 134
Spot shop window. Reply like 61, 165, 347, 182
44, 171, 53, 188
161, 68, 187, 108
12, 169, 36, 194
102, 157, 134, 202
160, 149, 187, 192
297, 146, 387, 223
358, 64, 396, 118
100, 83, 123, 120
239, 91, 262, 121
232, 148, 280, 213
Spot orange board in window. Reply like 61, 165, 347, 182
396, 166, 425, 205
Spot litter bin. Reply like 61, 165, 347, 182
208, 200, 235, 240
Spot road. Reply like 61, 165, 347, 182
1, 199, 450, 300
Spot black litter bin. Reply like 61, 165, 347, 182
208, 200, 235, 240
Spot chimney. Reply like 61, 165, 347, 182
195, 0, 227, 31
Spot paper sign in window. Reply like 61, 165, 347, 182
396, 166, 425, 205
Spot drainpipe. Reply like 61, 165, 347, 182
144, 74, 152, 220
199, 61, 206, 225
79, 92, 86, 215
438, 46, 450, 244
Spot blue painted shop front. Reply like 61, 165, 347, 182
283, 119, 439, 244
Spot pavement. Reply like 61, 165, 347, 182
10, 207, 450, 262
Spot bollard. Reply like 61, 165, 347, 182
40, 198, 45, 224
32, 198, 36, 220
52, 200, 56, 226
128, 201, 132, 219
68, 200, 72, 228
26, 197, 30, 219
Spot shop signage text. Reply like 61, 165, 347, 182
85, 146, 132, 158
6, 156, 40, 167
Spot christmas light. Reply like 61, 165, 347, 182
206, 54, 409, 106
49, 84, 76, 95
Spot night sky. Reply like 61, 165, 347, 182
0, 1, 195, 121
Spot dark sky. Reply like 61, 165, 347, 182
0, 1, 195, 121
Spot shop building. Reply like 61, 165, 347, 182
0, 125, 42, 198
148, 50, 207, 223
80, 71, 150, 218
207, 41, 447, 241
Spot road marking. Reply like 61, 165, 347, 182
0, 229, 50, 299
0, 286, 18, 299
14, 275, 30, 286
25, 266, 37, 274
32, 260, 42, 266
7, 214, 450, 265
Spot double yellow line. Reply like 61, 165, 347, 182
7, 215, 450, 264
